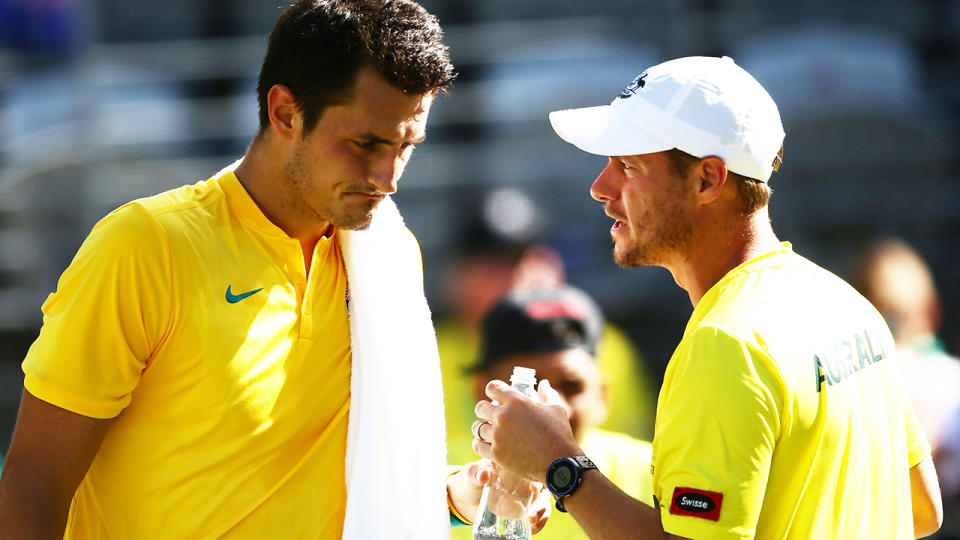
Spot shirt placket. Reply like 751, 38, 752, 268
281, 239, 310, 339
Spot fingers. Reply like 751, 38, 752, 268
472, 435, 492, 460
472, 401, 495, 460
475, 466, 491, 485
462, 459, 492, 486
530, 485, 551, 534
471, 420, 492, 443
475, 399, 496, 422
531, 508, 549, 534
537, 379, 563, 406
484, 379, 515, 403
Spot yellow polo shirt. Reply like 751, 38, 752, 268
23, 169, 351, 538
652, 243, 930, 540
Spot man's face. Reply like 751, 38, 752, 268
284, 67, 434, 231
589, 152, 694, 268
478, 349, 607, 442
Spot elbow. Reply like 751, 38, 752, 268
913, 505, 942, 539
910, 455, 943, 539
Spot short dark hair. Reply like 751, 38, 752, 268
663, 148, 772, 215
256, 0, 456, 134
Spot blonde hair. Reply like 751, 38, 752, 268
663, 148, 772, 215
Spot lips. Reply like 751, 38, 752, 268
604, 207, 626, 232
348, 192, 385, 201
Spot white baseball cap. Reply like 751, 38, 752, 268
549, 56, 785, 182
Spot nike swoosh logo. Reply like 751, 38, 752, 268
225, 285, 263, 303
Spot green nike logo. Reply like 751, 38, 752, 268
225, 285, 263, 303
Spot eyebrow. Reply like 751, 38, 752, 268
356, 132, 427, 145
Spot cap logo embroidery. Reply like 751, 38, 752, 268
618, 73, 647, 99
669, 487, 722, 521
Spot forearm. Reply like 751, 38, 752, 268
0, 389, 112, 540
563, 470, 671, 540
910, 456, 943, 538
0, 462, 72, 539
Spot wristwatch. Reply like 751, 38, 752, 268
545, 455, 597, 512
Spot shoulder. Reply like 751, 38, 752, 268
132, 178, 226, 225
671, 324, 787, 401
80, 201, 170, 263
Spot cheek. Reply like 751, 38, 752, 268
569, 391, 604, 421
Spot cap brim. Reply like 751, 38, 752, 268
549, 105, 671, 157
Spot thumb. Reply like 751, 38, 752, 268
537, 379, 564, 407
464, 460, 492, 485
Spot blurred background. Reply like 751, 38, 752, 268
1, 0, 959, 531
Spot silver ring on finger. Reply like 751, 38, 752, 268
473, 420, 491, 443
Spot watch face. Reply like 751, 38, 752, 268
549, 461, 577, 494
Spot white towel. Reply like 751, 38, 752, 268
339, 197, 451, 540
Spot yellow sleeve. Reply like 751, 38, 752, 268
22, 202, 173, 419
655, 326, 784, 540
904, 393, 933, 468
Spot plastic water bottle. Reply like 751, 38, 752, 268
473, 367, 539, 540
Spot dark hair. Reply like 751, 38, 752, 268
256, 0, 456, 134
663, 148, 772, 215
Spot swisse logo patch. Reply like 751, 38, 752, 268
669, 487, 722, 521
678, 494, 713, 512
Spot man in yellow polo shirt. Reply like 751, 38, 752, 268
0, 1, 511, 538
471, 56, 944, 539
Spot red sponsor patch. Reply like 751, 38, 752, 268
669, 487, 723, 521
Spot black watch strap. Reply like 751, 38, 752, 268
546, 455, 598, 513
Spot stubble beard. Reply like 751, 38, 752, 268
284, 149, 380, 232
613, 201, 692, 269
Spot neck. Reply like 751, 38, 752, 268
670, 207, 781, 307
234, 137, 332, 254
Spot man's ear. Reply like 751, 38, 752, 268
694, 156, 729, 205
266, 84, 300, 140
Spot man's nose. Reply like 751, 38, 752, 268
367, 154, 403, 194
590, 161, 620, 202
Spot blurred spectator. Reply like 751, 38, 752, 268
851, 238, 960, 504
456, 285, 652, 539
436, 186, 655, 468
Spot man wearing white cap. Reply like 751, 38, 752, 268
471, 56, 943, 539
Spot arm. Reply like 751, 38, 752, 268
473, 380, 688, 539
910, 455, 942, 538
0, 389, 112, 539
563, 470, 687, 540
446, 461, 490, 525
447, 460, 550, 533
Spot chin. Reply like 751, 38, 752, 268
613, 243, 638, 268
329, 203, 379, 231
614, 243, 654, 269
614, 253, 641, 269
334, 214, 374, 231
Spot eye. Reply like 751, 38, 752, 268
558, 380, 585, 397
353, 140, 376, 150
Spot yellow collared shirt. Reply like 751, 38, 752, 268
652, 243, 930, 540
24, 169, 351, 539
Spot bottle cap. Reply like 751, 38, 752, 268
510, 366, 537, 387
